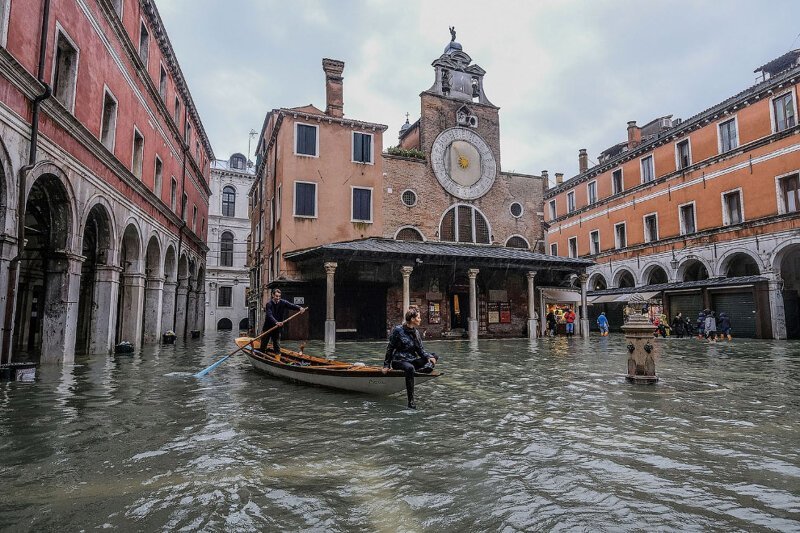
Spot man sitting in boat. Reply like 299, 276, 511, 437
263, 288, 307, 354
382, 306, 438, 409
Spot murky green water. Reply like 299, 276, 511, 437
0, 333, 799, 531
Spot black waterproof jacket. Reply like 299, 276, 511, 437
384, 325, 432, 368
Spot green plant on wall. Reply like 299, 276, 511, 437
387, 146, 426, 160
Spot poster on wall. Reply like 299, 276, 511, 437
428, 301, 441, 324
499, 302, 511, 324
487, 302, 500, 323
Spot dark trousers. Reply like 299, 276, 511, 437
264, 326, 282, 353
392, 357, 430, 403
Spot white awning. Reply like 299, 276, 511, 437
588, 291, 662, 304
613, 291, 661, 302
589, 294, 622, 304
541, 289, 582, 303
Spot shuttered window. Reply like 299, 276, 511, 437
352, 187, 372, 222
353, 132, 372, 163
296, 124, 317, 156
294, 182, 316, 217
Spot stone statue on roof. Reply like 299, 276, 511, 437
449, 26, 456, 42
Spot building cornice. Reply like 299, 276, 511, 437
138, 0, 214, 159
279, 108, 388, 133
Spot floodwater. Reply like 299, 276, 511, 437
1, 333, 799, 532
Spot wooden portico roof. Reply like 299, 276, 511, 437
283, 238, 593, 271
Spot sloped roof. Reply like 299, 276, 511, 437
754, 49, 800, 75
287, 104, 326, 115
284, 237, 592, 269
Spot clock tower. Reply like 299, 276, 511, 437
382, 29, 542, 252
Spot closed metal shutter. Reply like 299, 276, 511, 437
668, 292, 704, 325
711, 291, 757, 338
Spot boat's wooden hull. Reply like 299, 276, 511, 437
235, 338, 439, 395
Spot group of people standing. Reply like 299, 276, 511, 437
670, 310, 733, 341
545, 307, 577, 336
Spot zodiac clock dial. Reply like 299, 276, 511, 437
431, 127, 497, 200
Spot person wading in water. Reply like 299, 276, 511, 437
383, 306, 438, 409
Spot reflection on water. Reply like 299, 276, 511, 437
1, 333, 799, 531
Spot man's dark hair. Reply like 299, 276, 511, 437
272, 288, 281, 296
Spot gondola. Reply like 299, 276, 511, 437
234, 337, 440, 395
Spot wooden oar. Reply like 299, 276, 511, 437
194, 309, 305, 377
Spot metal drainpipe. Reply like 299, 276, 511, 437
1, 0, 51, 364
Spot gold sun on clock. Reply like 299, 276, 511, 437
431, 127, 497, 200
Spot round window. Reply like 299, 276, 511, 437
510, 202, 523, 218
402, 189, 417, 207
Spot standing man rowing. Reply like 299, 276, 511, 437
263, 288, 307, 353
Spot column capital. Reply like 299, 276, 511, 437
400, 265, 414, 277
526, 271, 537, 280
579, 273, 589, 284
324, 262, 338, 275
467, 268, 480, 279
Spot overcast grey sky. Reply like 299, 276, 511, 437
157, 0, 800, 183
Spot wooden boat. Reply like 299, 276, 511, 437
235, 337, 440, 395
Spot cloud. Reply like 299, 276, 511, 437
155, 0, 800, 177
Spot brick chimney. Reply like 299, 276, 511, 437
542, 170, 549, 189
627, 120, 641, 149
322, 58, 344, 118
578, 149, 588, 173
555, 172, 564, 185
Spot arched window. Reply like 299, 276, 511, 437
220, 231, 234, 267
217, 318, 233, 330
396, 227, 424, 242
230, 154, 246, 170
505, 235, 529, 249
222, 185, 236, 217
439, 205, 490, 244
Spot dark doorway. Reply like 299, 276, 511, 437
238, 318, 249, 331
450, 292, 469, 330
217, 318, 232, 330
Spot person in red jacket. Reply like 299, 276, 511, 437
564, 307, 576, 335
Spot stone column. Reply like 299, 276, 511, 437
89, 265, 122, 354
526, 271, 537, 339
196, 289, 206, 335
400, 266, 413, 312
579, 273, 590, 338
175, 276, 189, 337
161, 280, 177, 335
142, 276, 164, 344
324, 262, 337, 348
0, 235, 17, 357
468, 268, 479, 341
41, 252, 84, 363
120, 272, 146, 349
766, 271, 787, 339
540, 289, 547, 337
186, 281, 198, 335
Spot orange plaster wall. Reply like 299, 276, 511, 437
274, 116, 385, 271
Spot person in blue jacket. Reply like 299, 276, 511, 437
383, 306, 438, 409
597, 312, 609, 336
718, 311, 732, 340
262, 288, 306, 353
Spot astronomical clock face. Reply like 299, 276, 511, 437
431, 127, 497, 200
